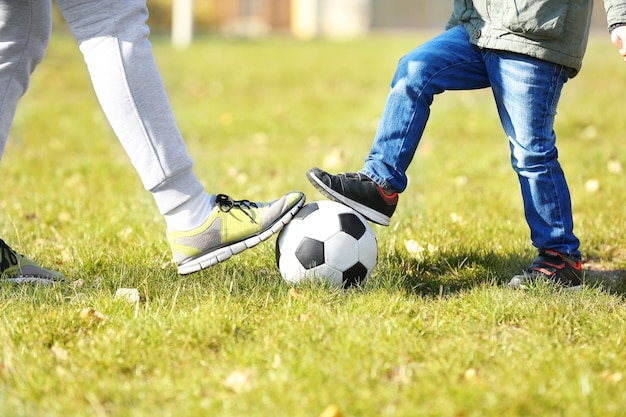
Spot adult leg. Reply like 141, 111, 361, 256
55, 0, 305, 273
55, 0, 205, 223
0, 0, 64, 283
0, 0, 51, 157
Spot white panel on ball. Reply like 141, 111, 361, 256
276, 200, 378, 288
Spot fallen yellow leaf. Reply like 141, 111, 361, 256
319, 404, 342, 417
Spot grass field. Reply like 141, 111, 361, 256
2, 30, 626, 417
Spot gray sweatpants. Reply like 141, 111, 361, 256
0, 0, 205, 217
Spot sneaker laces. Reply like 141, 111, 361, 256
340, 172, 397, 197
0, 239, 19, 273
216, 194, 259, 224
340, 172, 367, 181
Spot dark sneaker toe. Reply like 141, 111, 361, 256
509, 249, 583, 290
306, 167, 397, 226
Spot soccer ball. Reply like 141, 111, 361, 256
275, 200, 378, 288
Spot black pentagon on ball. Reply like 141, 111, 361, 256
293, 202, 320, 221
338, 212, 366, 240
342, 262, 368, 288
295, 237, 325, 269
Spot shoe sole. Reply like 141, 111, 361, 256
508, 274, 584, 291
3, 276, 64, 285
306, 171, 390, 226
177, 194, 306, 275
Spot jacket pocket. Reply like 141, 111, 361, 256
497, 0, 570, 40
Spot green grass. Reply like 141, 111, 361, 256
2, 31, 626, 417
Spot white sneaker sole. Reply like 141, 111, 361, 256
508, 274, 584, 291
177, 195, 305, 275
3, 276, 64, 285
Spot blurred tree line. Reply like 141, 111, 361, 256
51, 0, 216, 34
51, 0, 611, 35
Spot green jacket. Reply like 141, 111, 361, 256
446, 0, 626, 77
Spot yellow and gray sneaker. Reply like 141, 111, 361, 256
168, 191, 306, 274
1, 239, 65, 284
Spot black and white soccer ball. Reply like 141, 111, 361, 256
275, 200, 378, 288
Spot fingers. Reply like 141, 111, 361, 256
611, 26, 626, 62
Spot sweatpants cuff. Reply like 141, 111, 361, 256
150, 167, 205, 214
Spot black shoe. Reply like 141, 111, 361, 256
306, 167, 398, 226
509, 249, 583, 289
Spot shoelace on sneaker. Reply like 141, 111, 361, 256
340, 172, 364, 180
0, 239, 19, 273
340, 172, 376, 184
216, 194, 259, 224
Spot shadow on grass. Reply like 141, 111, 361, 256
376, 248, 626, 297
584, 261, 626, 294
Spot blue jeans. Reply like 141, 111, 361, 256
361, 25, 580, 257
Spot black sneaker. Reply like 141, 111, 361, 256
508, 249, 583, 290
306, 167, 398, 226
